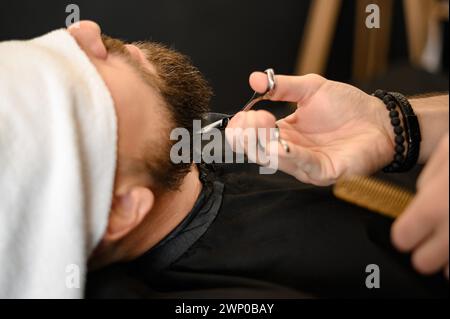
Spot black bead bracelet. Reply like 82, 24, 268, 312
372, 90, 421, 173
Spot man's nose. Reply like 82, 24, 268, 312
68, 20, 107, 59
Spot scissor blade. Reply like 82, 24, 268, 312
198, 118, 226, 135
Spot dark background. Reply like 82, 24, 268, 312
0, 0, 448, 114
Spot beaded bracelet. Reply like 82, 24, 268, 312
372, 90, 421, 173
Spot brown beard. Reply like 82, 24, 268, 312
100, 34, 212, 191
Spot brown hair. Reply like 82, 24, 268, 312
102, 35, 212, 191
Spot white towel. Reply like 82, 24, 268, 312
0, 29, 117, 298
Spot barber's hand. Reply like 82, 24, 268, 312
226, 73, 395, 185
392, 133, 449, 278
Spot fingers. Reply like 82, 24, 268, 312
226, 110, 326, 184
391, 191, 437, 253
249, 72, 326, 104
411, 224, 449, 275
391, 160, 449, 276
417, 133, 449, 189
392, 132, 449, 276
226, 110, 277, 162
227, 110, 277, 143
249, 72, 271, 94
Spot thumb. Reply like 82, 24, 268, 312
249, 72, 326, 104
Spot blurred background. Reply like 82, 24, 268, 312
0, 0, 448, 116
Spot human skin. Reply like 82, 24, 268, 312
392, 133, 449, 278
69, 21, 449, 276
227, 72, 449, 277
67, 21, 202, 268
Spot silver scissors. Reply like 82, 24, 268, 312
198, 68, 290, 153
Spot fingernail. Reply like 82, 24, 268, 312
272, 127, 279, 141
258, 136, 266, 152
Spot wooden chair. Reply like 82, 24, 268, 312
294, 0, 448, 81
404, 0, 449, 72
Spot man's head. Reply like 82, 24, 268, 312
68, 21, 211, 265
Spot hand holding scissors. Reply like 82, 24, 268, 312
199, 69, 290, 153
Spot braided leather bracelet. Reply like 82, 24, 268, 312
373, 90, 422, 173
389, 92, 422, 171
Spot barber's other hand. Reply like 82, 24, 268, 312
392, 133, 449, 278
226, 73, 395, 185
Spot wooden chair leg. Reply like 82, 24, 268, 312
294, 0, 342, 75
403, 0, 434, 67
352, 0, 393, 82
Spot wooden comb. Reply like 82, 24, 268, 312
333, 175, 414, 219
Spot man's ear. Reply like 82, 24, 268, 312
104, 186, 154, 242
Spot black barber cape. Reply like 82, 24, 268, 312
86, 115, 448, 299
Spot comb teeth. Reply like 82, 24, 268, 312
333, 176, 414, 219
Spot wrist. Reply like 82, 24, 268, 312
370, 95, 396, 164
373, 90, 424, 172
409, 96, 449, 163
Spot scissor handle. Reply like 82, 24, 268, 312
240, 68, 276, 112
199, 69, 277, 134
241, 93, 264, 112
264, 68, 276, 97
